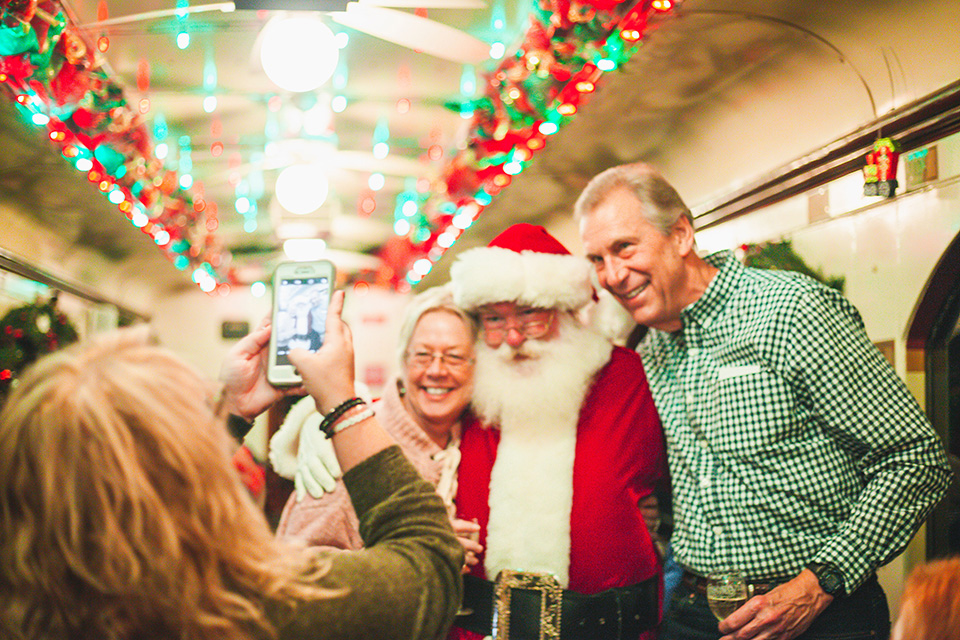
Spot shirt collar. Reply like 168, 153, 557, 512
679, 250, 743, 330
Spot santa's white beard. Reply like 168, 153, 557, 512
472, 315, 612, 586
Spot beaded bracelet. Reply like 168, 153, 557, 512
318, 397, 366, 437
328, 407, 376, 438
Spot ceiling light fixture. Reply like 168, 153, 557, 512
283, 238, 328, 261
275, 164, 329, 214
260, 15, 339, 93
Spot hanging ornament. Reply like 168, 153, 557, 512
59, 29, 86, 64
863, 137, 900, 198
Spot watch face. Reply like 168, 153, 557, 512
821, 571, 841, 592
812, 564, 843, 595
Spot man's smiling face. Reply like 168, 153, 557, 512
580, 187, 690, 332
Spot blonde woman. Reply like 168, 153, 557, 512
0, 291, 462, 640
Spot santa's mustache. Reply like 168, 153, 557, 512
483, 336, 551, 363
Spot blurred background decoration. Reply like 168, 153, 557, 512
0, 0, 677, 294
3, 0, 959, 303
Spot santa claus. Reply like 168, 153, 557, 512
448, 223, 665, 640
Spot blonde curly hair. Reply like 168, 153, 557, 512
0, 327, 333, 640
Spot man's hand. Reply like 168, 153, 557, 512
719, 570, 832, 640
220, 318, 303, 419
638, 493, 661, 540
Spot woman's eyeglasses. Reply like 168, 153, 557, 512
406, 351, 473, 370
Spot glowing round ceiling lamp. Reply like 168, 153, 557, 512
260, 15, 339, 93
284, 238, 328, 262
275, 164, 329, 214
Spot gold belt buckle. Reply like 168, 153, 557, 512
492, 569, 563, 640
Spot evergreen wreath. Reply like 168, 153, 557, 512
739, 240, 845, 293
0, 293, 79, 404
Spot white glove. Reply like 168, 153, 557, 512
268, 395, 317, 480
294, 411, 342, 501
274, 382, 373, 502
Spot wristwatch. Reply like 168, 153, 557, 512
806, 562, 845, 598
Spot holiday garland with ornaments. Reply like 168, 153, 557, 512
0, 295, 79, 403
392, 0, 679, 288
0, 0, 681, 292
0, 0, 222, 287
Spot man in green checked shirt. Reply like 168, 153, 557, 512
576, 162, 952, 640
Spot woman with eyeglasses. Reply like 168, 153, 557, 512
276, 285, 484, 568
0, 291, 462, 640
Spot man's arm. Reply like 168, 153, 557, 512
721, 286, 951, 640
786, 288, 951, 590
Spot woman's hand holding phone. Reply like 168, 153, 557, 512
287, 290, 355, 415
220, 317, 304, 420
289, 290, 396, 473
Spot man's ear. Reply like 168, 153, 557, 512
671, 216, 696, 257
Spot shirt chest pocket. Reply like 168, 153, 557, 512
703, 365, 801, 451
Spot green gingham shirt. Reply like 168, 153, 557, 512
639, 251, 951, 592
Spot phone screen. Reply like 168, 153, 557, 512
273, 275, 331, 366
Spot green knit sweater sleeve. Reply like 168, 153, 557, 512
279, 446, 463, 640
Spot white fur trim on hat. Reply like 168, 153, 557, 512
451, 246, 594, 310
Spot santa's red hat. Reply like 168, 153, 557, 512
450, 223, 593, 311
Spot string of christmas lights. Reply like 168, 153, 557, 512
390, 0, 678, 290
0, 0, 223, 292
0, 0, 679, 294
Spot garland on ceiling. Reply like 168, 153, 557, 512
385, 0, 680, 290
0, 294, 79, 403
739, 240, 845, 293
0, 0, 223, 291
1, 0, 680, 294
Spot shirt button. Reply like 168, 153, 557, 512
699, 476, 711, 488
713, 525, 723, 536
687, 347, 700, 357
698, 439, 709, 449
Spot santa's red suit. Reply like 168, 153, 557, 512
449, 343, 665, 640
447, 223, 666, 640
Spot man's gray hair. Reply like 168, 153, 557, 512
573, 162, 693, 235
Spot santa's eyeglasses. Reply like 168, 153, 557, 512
477, 306, 555, 339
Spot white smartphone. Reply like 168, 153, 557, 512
267, 260, 336, 386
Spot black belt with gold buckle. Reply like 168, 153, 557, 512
456, 570, 659, 640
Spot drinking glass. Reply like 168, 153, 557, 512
706, 569, 749, 621
456, 519, 481, 616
